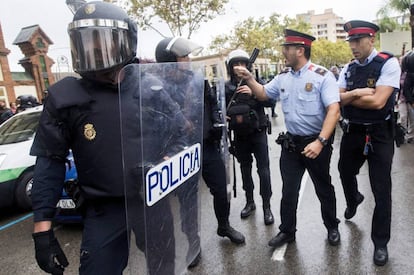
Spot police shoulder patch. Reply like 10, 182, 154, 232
279, 67, 291, 74
313, 67, 328, 76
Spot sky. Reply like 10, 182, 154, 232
0, 0, 387, 72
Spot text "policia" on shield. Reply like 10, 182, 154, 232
145, 143, 201, 206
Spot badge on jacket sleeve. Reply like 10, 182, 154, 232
305, 83, 313, 91
84, 123, 96, 141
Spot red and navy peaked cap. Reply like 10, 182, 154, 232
344, 20, 379, 41
281, 29, 315, 47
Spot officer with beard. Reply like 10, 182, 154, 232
233, 29, 341, 249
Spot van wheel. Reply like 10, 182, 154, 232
15, 171, 33, 210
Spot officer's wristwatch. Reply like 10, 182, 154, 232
317, 136, 328, 146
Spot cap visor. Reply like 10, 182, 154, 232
346, 34, 372, 41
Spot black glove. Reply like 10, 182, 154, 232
32, 229, 69, 275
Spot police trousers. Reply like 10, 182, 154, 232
338, 122, 393, 248
234, 130, 272, 204
279, 135, 339, 234
177, 141, 231, 231
79, 197, 175, 275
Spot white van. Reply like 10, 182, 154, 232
0, 106, 42, 209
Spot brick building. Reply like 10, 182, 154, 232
0, 22, 55, 106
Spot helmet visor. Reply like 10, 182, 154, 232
167, 37, 203, 58
69, 19, 133, 73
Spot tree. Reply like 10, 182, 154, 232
127, 0, 228, 38
377, 0, 413, 48
311, 39, 353, 68
378, 16, 399, 32
207, 13, 311, 61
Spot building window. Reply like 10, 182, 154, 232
0, 63, 3, 81
44, 78, 50, 89
36, 38, 45, 49
39, 56, 50, 89
0, 86, 6, 103
211, 65, 218, 78
39, 55, 47, 73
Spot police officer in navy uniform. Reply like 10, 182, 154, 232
225, 49, 274, 225
155, 37, 245, 267
338, 20, 401, 266
30, 2, 185, 274
234, 29, 341, 248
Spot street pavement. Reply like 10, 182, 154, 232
185, 104, 414, 275
1, 103, 414, 274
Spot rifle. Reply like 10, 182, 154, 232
225, 48, 260, 198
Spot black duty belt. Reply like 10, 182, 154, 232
347, 120, 390, 133
287, 132, 318, 144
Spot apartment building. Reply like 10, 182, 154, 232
296, 8, 347, 42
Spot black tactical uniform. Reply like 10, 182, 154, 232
225, 49, 274, 225
155, 37, 246, 267
30, 2, 186, 274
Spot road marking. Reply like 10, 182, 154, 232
271, 244, 287, 261
271, 170, 309, 261
0, 212, 33, 231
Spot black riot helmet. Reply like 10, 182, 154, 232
402, 50, 414, 73
155, 37, 203, 63
68, 1, 137, 75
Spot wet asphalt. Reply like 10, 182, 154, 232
185, 105, 414, 275
1, 103, 414, 274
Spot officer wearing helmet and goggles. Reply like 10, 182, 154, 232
30, 2, 187, 274
224, 49, 275, 226
155, 37, 246, 268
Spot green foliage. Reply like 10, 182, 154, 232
377, 0, 412, 17
378, 17, 399, 32
311, 39, 353, 68
127, 0, 228, 38
208, 13, 311, 61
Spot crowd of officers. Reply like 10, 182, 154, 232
28, 1, 404, 274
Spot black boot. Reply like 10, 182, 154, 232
241, 193, 255, 218
263, 206, 274, 225
217, 222, 245, 244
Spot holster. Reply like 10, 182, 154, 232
275, 132, 296, 152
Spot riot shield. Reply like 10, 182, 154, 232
119, 61, 204, 275
215, 68, 235, 200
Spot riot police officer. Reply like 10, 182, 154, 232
225, 49, 274, 225
30, 2, 185, 274
155, 37, 246, 266
338, 20, 401, 266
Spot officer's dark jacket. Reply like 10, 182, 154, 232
31, 69, 187, 220
343, 52, 398, 123
225, 79, 272, 130
161, 68, 220, 143
204, 81, 223, 142
403, 72, 414, 104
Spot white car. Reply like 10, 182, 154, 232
0, 106, 78, 217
